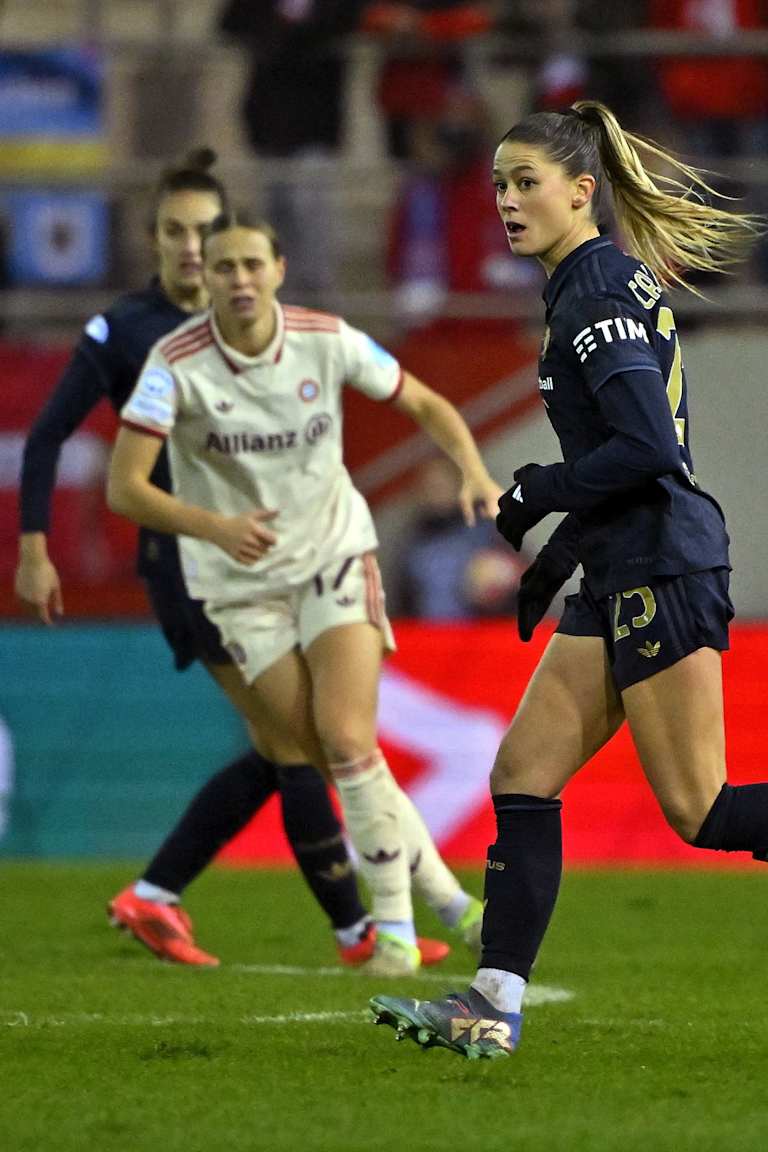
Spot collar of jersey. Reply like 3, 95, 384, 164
543, 236, 614, 311
209, 302, 285, 372
148, 276, 189, 320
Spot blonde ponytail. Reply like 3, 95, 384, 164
572, 100, 763, 292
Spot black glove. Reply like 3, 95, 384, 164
496, 464, 545, 551
516, 553, 572, 642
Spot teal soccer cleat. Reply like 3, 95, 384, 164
370, 986, 521, 1060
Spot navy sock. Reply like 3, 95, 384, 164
143, 749, 278, 893
693, 783, 768, 860
277, 764, 368, 931
480, 792, 563, 981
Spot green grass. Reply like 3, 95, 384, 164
1, 863, 766, 1152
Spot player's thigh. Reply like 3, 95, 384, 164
303, 621, 384, 758
492, 633, 625, 798
622, 646, 726, 842
206, 654, 326, 771
299, 553, 394, 757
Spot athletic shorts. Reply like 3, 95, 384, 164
144, 567, 231, 672
556, 567, 734, 693
203, 552, 396, 685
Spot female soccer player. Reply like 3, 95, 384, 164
107, 212, 499, 975
371, 98, 767, 1049
15, 150, 388, 969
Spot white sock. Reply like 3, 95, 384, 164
334, 915, 372, 949
385, 771, 464, 912
133, 880, 179, 904
438, 890, 473, 928
331, 752, 413, 925
472, 968, 526, 1015
377, 920, 417, 947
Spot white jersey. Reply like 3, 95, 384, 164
120, 302, 403, 602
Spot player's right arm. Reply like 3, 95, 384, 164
108, 356, 277, 564
15, 344, 108, 624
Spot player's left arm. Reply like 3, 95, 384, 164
394, 371, 503, 525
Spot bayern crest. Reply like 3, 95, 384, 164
299, 378, 320, 402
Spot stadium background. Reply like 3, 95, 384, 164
2, 0, 768, 868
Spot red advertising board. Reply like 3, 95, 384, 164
220, 621, 768, 869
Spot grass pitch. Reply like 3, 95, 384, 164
1, 863, 767, 1152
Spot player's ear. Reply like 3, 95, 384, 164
572, 173, 596, 210
276, 256, 287, 290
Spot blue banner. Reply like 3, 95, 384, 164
0, 45, 103, 137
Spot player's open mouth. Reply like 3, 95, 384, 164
506, 222, 526, 237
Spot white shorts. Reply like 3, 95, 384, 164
203, 552, 396, 685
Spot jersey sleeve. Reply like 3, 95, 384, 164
120, 347, 178, 438
561, 296, 661, 393
19, 309, 129, 534
521, 368, 683, 514
338, 320, 403, 402
19, 343, 109, 533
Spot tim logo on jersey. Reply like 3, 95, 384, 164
572, 316, 649, 363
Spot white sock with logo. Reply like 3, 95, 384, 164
384, 769, 469, 916
330, 752, 413, 930
472, 968, 526, 1015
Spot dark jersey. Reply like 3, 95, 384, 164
522, 237, 729, 597
19, 281, 190, 579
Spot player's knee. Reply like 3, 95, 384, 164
317, 724, 375, 769
660, 797, 710, 844
490, 736, 543, 796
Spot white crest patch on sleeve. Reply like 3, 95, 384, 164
125, 394, 174, 426
138, 367, 175, 399
84, 314, 109, 344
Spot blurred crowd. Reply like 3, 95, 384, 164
219, 0, 768, 302
4, 0, 768, 619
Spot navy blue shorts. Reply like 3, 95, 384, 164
556, 568, 733, 693
144, 569, 231, 672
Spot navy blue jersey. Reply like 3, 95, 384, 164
20, 281, 190, 578
523, 237, 729, 597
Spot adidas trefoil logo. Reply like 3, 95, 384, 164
215, 400, 234, 413
637, 639, 661, 658
362, 848, 402, 865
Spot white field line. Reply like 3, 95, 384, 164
1, 982, 573, 1030
231, 963, 574, 1006
1, 1009, 367, 1029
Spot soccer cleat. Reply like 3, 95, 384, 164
338, 922, 450, 967
456, 896, 483, 958
417, 936, 451, 966
107, 885, 219, 967
358, 931, 422, 976
370, 986, 521, 1059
